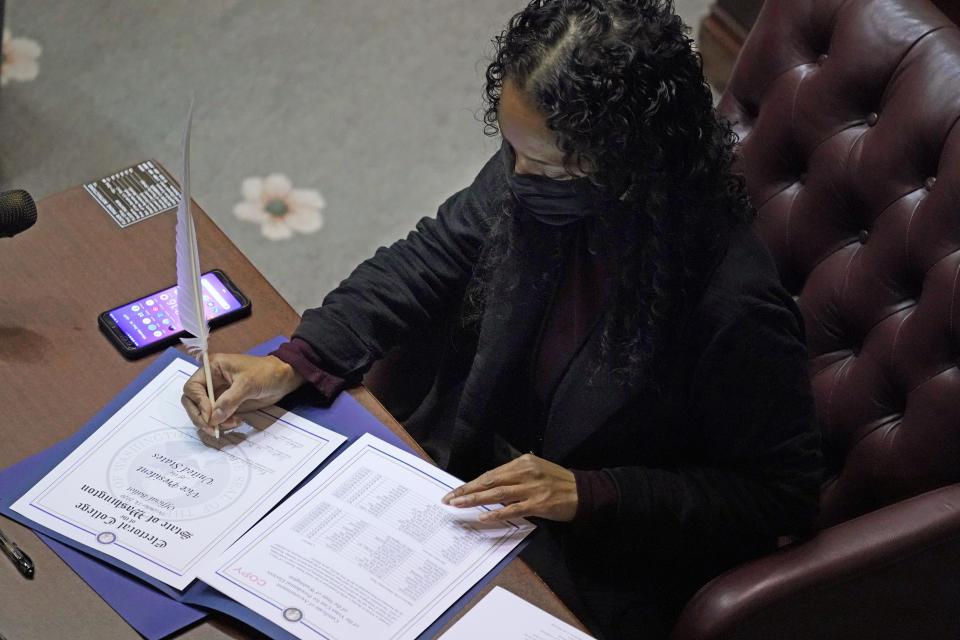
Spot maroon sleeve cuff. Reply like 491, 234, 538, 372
270, 337, 348, 403
572, 469, 619, 522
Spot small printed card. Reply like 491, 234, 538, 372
84, 160, 181, 227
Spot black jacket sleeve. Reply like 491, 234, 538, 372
291, 153, 503, 383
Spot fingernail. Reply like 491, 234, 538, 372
441, 492, 453, 503
451, 497, 466, 507
211, 409, 224, 424
478, 512, 492, 522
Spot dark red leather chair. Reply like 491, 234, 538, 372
671, 0, 960, 637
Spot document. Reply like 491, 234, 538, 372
439, 586, 595, 640
12, 359, 347, 590
200, 433, 535, 640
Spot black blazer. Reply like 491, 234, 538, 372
292, 147, 822, 604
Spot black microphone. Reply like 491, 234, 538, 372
0, 189, 38, 238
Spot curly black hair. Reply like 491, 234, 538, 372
467, 0, 754, 383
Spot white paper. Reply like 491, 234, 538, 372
12, 359, 347, 590
201, 432, 535, 640
439, 586, 595, 640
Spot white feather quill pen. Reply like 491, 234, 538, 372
175, 100, 218, 437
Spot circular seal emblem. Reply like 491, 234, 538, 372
97, 531, 116, 545
106, 428, 252, 522
283, 608, 303, 622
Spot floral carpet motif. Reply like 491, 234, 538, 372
233, 174, 325, 241
1, 28, 41, 86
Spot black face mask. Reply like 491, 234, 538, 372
501, 141, 611, 226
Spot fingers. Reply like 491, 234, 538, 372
446, 483, 550, 523
442, 461, 528, 505
442, 454, 579, 522
476, 502, 530, 523
182, 368, 215, 428
445, 483, 528, 509
181, 354, 244, 433
181, 393, 209, 430
208, 378, 253, 426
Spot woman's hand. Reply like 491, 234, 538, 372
441, 454, 578, 522
181, 354, 305, 436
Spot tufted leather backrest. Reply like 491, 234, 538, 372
717, 0, 960, 528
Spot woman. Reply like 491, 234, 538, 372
182, 1, 822, 637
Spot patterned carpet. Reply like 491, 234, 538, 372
0, 0, 712, 315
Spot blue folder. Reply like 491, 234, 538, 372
0, 337, 527, 640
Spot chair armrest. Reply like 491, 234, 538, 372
670, 483, 960, 640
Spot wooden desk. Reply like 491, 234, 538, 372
0, 173, 584, 638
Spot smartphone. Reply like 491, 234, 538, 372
98, 269, 251, 359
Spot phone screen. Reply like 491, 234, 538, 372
107, 272, 243, 348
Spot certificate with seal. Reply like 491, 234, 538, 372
11, 359, 347, 590
200, 432, 535, 640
